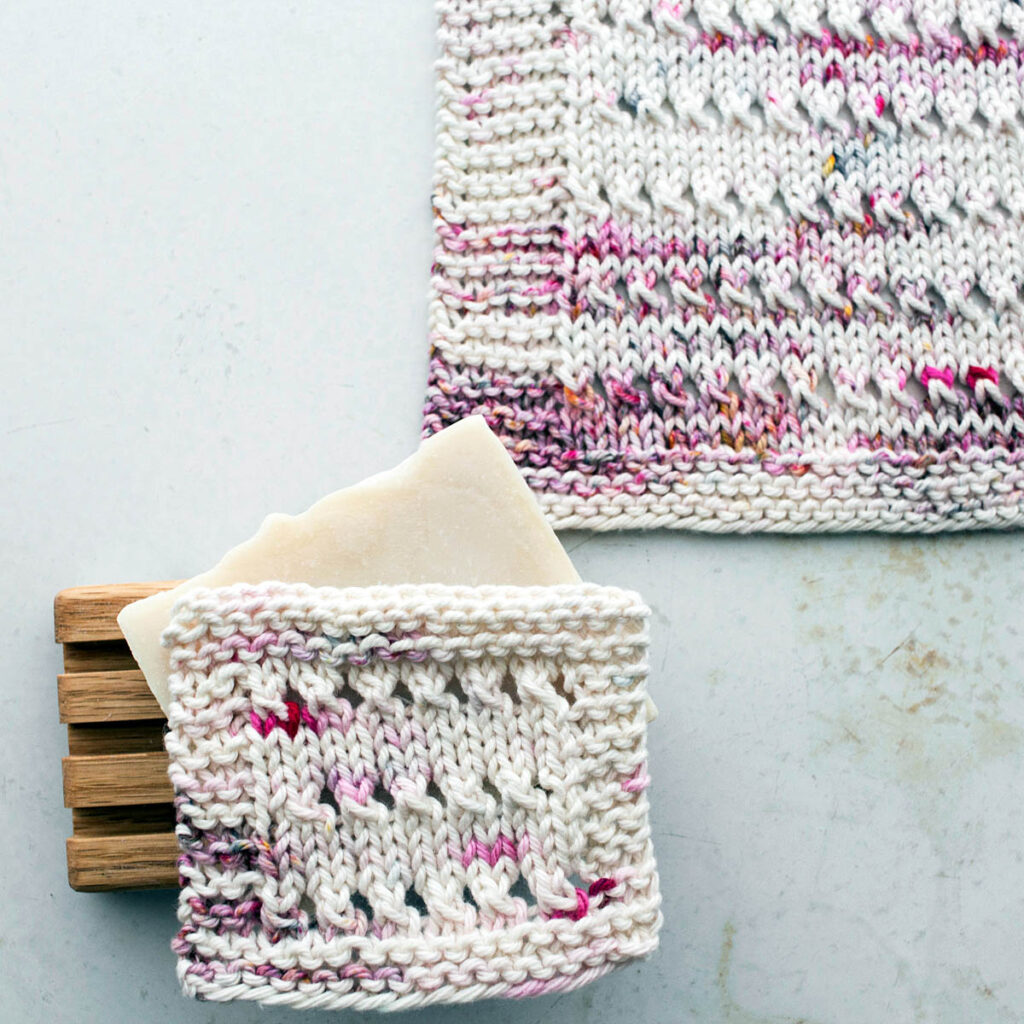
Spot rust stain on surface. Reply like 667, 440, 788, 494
717, 919, 736, 994
903, 681, 947, 715
878, 636, 951, 683
715, 921, 822, 1024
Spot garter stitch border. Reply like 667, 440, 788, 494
423, 0, 1024, 531
165, 582, 661, 1010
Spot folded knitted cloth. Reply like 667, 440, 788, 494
164, 582, 661, 1010
424, 0, 1024, 531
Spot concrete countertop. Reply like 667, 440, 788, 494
2, 4, 1022, 1021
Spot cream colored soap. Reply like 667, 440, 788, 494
118, 417, 581, 713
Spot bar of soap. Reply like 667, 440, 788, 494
119, 417, 580, 714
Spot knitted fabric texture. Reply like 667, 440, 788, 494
165, 582, 660, 1010
423, 0, 1024, 531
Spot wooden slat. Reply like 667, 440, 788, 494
67, 720, 165, 755
58, 668, 163, 723
62, 751, 172, 808
54, 581, 180, 642
55, 580, 185, 891
61, 640, 139, 674
72, 804, 175, 837
67, 833, 179, 891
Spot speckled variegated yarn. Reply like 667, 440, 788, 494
424, 0, 1024, 531
164, 582, 661, 1010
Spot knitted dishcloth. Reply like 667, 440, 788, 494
423, 0, 1024, 531
164, 582, 661, 1010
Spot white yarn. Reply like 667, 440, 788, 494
164, 582, 661, 1009
424, 0, 1024, 532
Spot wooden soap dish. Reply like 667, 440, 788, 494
55, 581, 180, 891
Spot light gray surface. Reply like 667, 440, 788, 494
2, 4, 1023, 1022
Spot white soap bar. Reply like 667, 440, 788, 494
119, 417, 580, 714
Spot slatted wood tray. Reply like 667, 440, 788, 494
56, 581, 180, 891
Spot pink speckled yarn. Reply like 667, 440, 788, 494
165, 582, 660, 1010
424, 0, 1024, 531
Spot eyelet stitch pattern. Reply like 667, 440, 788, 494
164, 582, 661, 1009
423, 0, 1024, 531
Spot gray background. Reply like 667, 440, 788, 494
3, 4, 1023, 1021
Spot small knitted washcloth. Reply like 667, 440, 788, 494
164, 582, 661, 1010
424, 0, 1024, 531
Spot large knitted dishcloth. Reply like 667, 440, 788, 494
165, 582, 661, 1010
423, 0, 1024, 531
